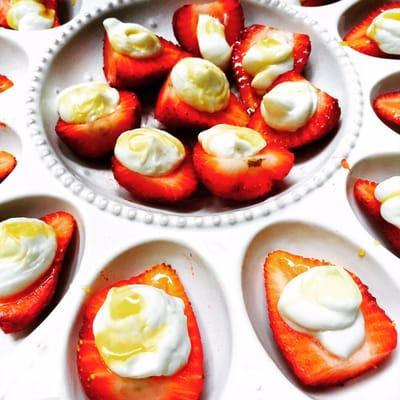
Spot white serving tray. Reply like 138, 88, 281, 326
0, 0, 400, 399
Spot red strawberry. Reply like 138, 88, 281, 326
55, 91, 141, 159
265, 250, 397, 387
354, 179, 400, 254
343, 2, 400, 58
373, 91, 400, 132
248, 71, 340, 149
77, 264, 204, 400
301, 0, 335, 5
104, 34, 189, 90
232, 25, 311, 113
172, 0, 244, 56
193, 141, 294, 201
0, 211, 76, 333
0, 0, 60, 29
0, 150, 16, 182
112, 152, 198, 204
0, 74, 13, 93
155, 76, 249, 131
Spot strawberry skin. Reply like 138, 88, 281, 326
265, 250, 397, 387
248, 71, 341, 149
112, 152, 198, 204
0, 0, 60, 28
77, 264, 204, 400
232, 25, 311, 113
0, 211, 76, 333
0, 74, 13, 93
354, 179, 400, 253
172, 0, 244, 56
0, 150, 16, 182
155, 75, 249, 131
55, 91, 141, 159
343, 2, 400, 58
373, 91, 400, 132
104, 34, 189, 90
193, 142, 294, 201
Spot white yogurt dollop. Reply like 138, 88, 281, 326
198, 124, 266, 158
375, 176, 400, 228
57, 83, 120, 124
367, 9, 400, 55
261, 81, 318, 132
196, 14, 232, 69
103, 18, 162, 58
114, 128, 186, 176
278, 265, 365, 359
242, 33, 294, 93
93, 284, 191, 378
0, 218, 57, 298
6, 0, 54, 31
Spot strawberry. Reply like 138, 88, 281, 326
373, 91, 400, 132
248, 71, 340, 149
354, 179, 400, 254
112, 152, 198, 204
0, 0, 60, 29
172, 0, 244, 56
343, 2, 400, 58
193, 142, 294, 201
265, 250, 397, 387
77, 264, 204, 400
0, 211, 76, 333
0, 150, 16, 182
0, 74, 13, 93
155, 76, 249, 131
301, 0, 335, 5
104, 34, 189, 90
232, 25, 311, 113
55, 91, 141, 159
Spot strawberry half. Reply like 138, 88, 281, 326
193, 142, 294, 201
77, 264, 204, 400
373, 91, 400, 133
265, 250, 397, 387
232, 25, 311, 113
0, 150, 16, 182
248, 71, 341, 149
172, 0, 244, 56
112, 152, 198, 204
55, 91, 141, 159
354, 179, 400, 254
0, 0, 60, 29
343, 2, 400, 58
155, 76, 249, 131
0, 74, 13, 93
0, 211, 76, 333
104, 34, 189, 90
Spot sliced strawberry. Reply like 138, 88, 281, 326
343, 2, 400, 58
0, 150, 16, 182
155, 76, 249, 131
172, 0, 244, 56
0, 74, 13, 93
265, 250, 397, 387
193, 142, 294, 201
354, 179, 400, 254
248, 71, 340, 149
104, 34, 189, 90
112, 152, 198, 203
55, 91, 141, 159
0, 0, 60, 29
77, 264, 204, 400
232, 25, 311, 113
0, 211, 76, 333
373, 91, 400, 132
